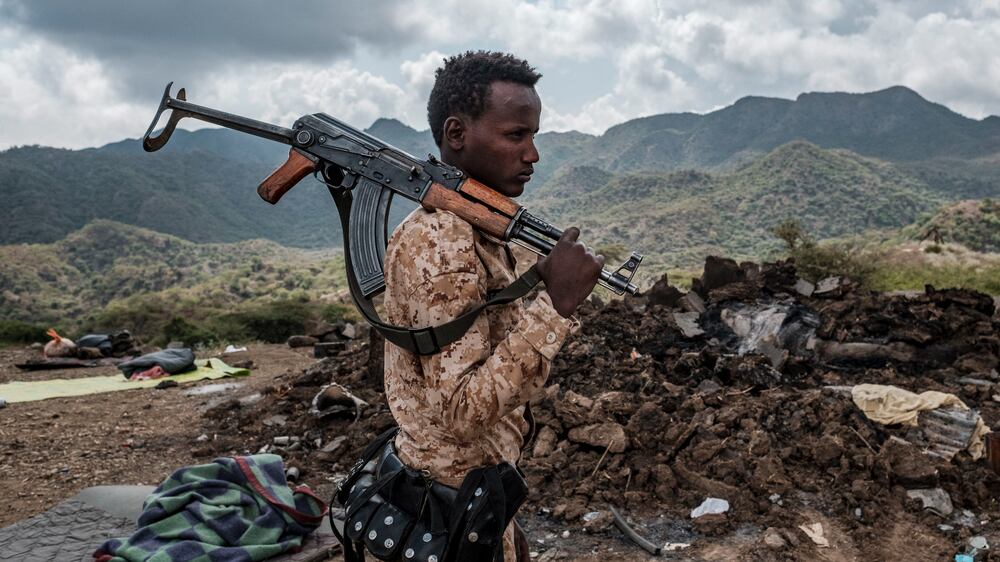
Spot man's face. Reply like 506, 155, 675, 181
450, 81, 541, 198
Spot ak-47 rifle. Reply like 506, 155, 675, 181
142, 83, 643, 355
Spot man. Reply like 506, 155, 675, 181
382, 51, 604, 561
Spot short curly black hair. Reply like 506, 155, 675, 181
427, 51, 541, 146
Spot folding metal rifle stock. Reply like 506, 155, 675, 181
142, 83, 643, 354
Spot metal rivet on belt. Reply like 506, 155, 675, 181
422, 533, 432, 543
354, 521, 363, 531
384, 538, 394, 549
384, 515, 394, 525
474, 487, 483, 497
368, 530, 378, 540
404, 548, 415, 559
468, 532, 479, 543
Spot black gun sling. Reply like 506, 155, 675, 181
330, 186, 543, 356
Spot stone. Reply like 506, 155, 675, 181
906, 488, 954, 517
794, 279, 815, 297
673, 312, 705, 338
554, 391, 595, 427
567, 422, 627, 453
763, 527, 787, 550
287, 335, 318, 348
532, 426, 558, 458
814, 277, 844, 297
679, 291, 707, 314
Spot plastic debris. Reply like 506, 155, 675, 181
223, 345, 247, 353
851, 384, 990, 460
691, 498, 730, 518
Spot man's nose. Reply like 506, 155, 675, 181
523, 139, 539, 164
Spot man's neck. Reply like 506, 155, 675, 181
437, 148, 465, 175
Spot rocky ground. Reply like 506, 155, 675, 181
2, 256, 999, 561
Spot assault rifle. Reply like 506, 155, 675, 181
142, 83, 643, 354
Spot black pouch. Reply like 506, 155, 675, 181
447, 463, 528, 562
332, 428, 528, 562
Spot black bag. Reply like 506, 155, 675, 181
331, 428, 528, 562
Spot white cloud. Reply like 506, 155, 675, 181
399, 50, 448, 127
0, 27, 148, 149
1, 1, 998, 148
200, 62, 413, 132
540, 0, 1000, 132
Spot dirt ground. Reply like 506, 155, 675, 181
0, 344, 660, 561
0, 344, 315, 528
2, 257, 999, 561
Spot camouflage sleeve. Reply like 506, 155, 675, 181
391, 210, 574, 442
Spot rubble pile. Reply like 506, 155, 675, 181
202, 256, 1000, 558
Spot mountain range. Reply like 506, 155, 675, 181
1, 86, 997, 269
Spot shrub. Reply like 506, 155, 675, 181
321, 303, 354, 323
161, 317, 217, 347
0, 319, 49, 344
924, 244, 943, 254
771, 219, 875, 285
220, 299, 312, 343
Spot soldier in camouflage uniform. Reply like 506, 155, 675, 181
382, 51, 604, 561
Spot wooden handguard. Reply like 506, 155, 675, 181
258, 148, 318, 204
457, 178, 521, 218
422, 182, 511, 239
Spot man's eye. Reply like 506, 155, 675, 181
507, 131, 524, 139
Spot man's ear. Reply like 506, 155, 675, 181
443, 116, 465, 151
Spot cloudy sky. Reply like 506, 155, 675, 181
1, 0, 998, 150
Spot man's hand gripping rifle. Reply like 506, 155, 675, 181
142, 83, 643, 354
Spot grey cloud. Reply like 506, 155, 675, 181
0, 0, 421, 99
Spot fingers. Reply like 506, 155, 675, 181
559, 227, 580, 243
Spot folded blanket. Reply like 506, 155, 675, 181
94, 455, 327, 562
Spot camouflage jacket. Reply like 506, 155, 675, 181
383, 207, 575, 488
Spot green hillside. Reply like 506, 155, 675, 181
526, 141, 946, 272
534, 86, 1000, 176
0, 221, 350, 343
0, 85, 996, 269
900, 199, 1000, 252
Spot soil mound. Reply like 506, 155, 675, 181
202, 257, 1000, 559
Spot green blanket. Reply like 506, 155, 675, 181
0, 359, 249, 403
94, 454, 327, 562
